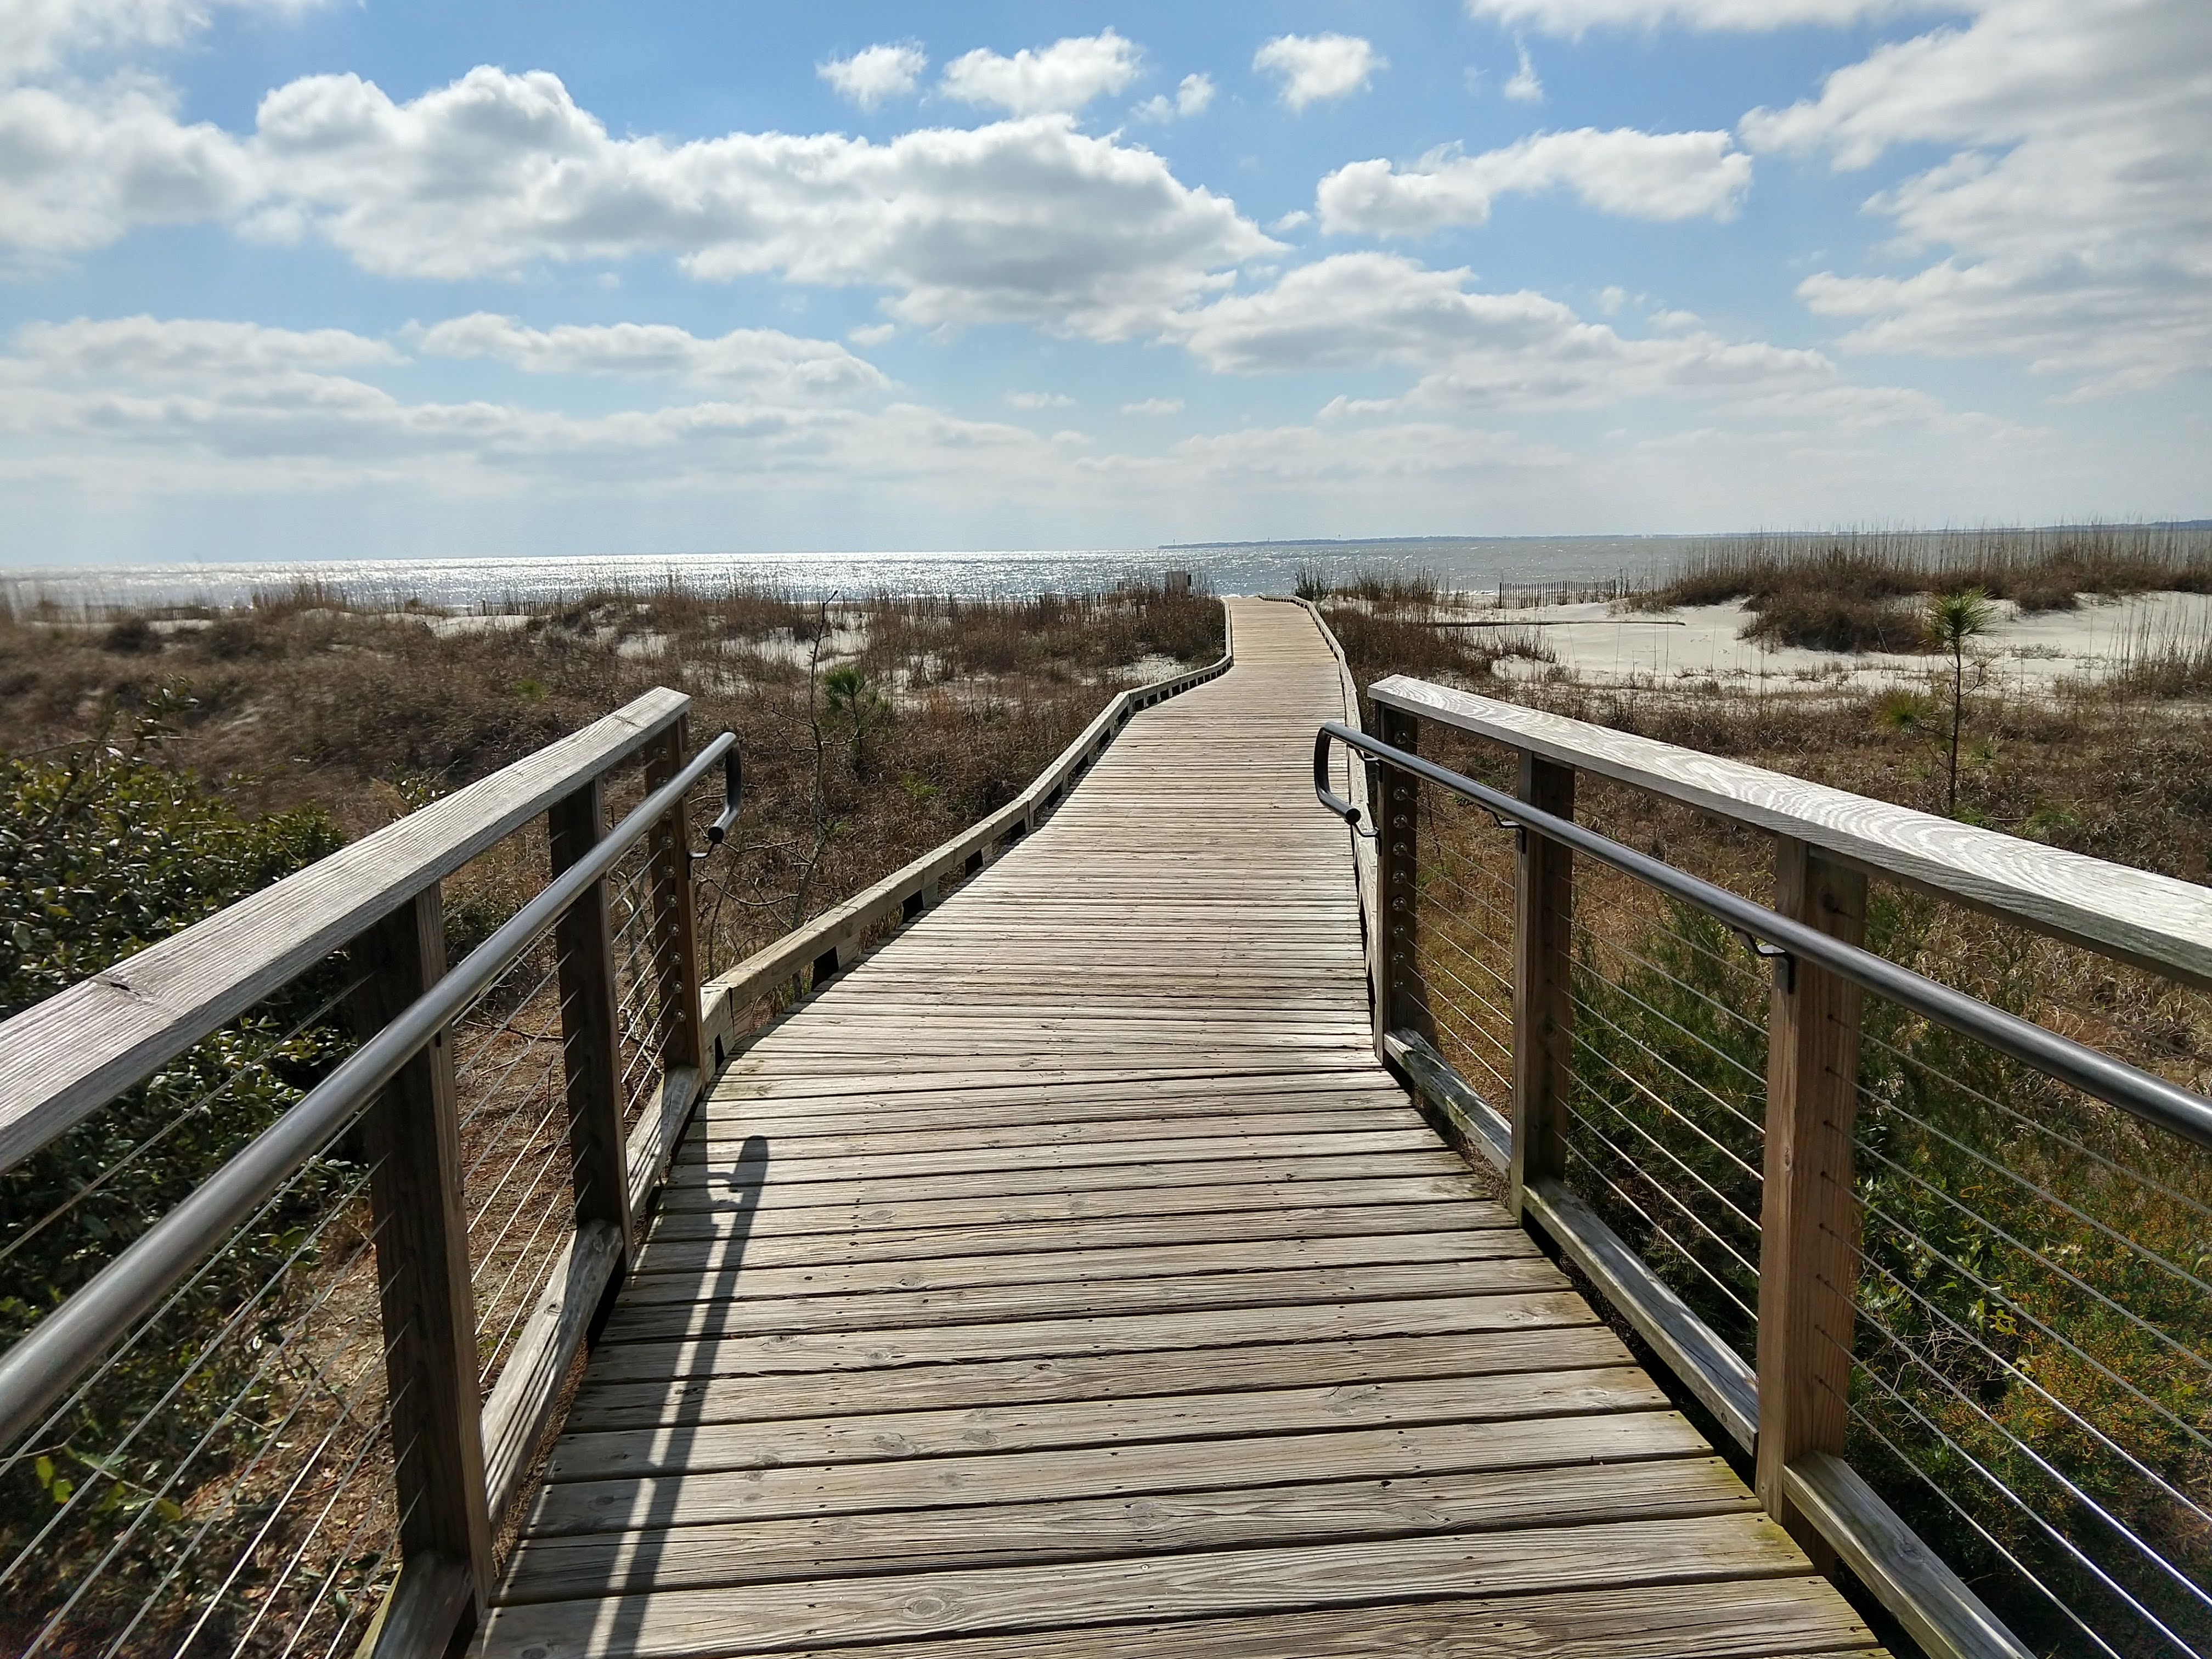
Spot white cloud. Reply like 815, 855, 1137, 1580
1172, 252, 1842, 416
1122, 397, 1183, 415
0, 312, 1056, 499
1269, 209, 1312, 233
1, 0, 323, 85
817, 43, 926, 110
847, 322, 896, 346
0, 79, 255, 250
1503, 40, 1544, 103
1465, 0, 1944, 32
1252, 34, 1384, 111
0, 65, 1278, 341
411, 314, 889, 398
225, 69, 1273, 338
1133, 71, 1216, 123
939, 30, 1141, 116
1005, 390, 1073, 408
9, 314, 399, 377
1742, 0, 2212, 391
1319, 128, 1750, 235
1596, 284, 1627, 314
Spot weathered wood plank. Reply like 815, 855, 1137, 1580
631, 1202, 1515, 1278
496, 1455, 1752, 1603
521, 1409, 1714, 1537
480, 1514, 1818, 1656
545, 1367, 1666, 1482
569, 1583, 1881, 1659
593, 1258, 1568, 1346
617, 1229, 1531, 1307
561, 1324, 1634, 1432
639, 1173, 1504, 1243
574, 1289, 1601, 1387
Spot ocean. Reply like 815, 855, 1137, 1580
1, 536, 1689, 613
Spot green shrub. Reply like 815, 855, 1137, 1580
0, 706, 359, 1638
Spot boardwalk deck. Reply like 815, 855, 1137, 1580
478, 600, 1885, 1658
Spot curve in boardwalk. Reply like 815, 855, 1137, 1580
477, 600, 1884, 1658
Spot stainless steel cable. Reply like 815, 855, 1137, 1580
1857, 1021, 2212, 1227
1564, 1026, 1767, 1225
1825, 1318, 2202, 1658
1560, 1136, 1759, 1324
1566, 992, 1768, 1170
1833, 1219, 2212, 1550
1854, 1196, 2211, 1457
1854, 1101, 2212, 1378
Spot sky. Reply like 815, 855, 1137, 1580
1, 0, 2207, 565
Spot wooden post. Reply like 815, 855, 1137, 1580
351, 888, 496, 1633
1757, 837, 1869, 1562
643, 720, 708, 1077
1373, 705, 1435, 1054
1509, 752, 1576, 1222
548, 776, 636, 1255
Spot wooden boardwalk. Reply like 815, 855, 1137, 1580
477, 600, 1884, 1658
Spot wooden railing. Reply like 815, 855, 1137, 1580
0, 617, 1233, 1658
1324, 670, 2212, 1659
0, 687, 725, 1657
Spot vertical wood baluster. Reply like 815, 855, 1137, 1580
352, 888, 495, 1639
1509, 752, 1576, 1222
1758, 837, 1869, 1563
1373, 705, 1435, 1055
548, 775, 636, 1258
644, 720, 708, 1077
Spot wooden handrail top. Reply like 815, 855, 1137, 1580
0, 686, 691, 1172
1370, 676, 2212, 992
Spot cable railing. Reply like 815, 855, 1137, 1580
1315, 678, 2212, 1659
0, 689, 733, 1659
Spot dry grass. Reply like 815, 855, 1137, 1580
0, 578, 1224, 990
1635, 524, 2212, 651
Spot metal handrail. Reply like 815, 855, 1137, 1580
1314, 720, 2212, 1153
0, 730, 738, 1446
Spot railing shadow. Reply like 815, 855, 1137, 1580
580, 1128, 768, 1646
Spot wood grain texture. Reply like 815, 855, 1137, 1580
1785, 1453, 2028, 1659
1525, 1176, 1758, 1452
0, 686, 689, 1171
480, 602, 1856, 1659
1370, 675, 2212, 990
478, 1514, 1831, 1657
1510, 752, 1575, 1218
353, 888, 496, 1623
1758, 840, 1868, 1557
548, 777, 634, 1250
549, 1582, 1880, 1659
495, 1456, 1755, 1602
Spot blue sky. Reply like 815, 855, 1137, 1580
2, 0, 2205, 564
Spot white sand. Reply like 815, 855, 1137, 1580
1471, 591, 2212, 693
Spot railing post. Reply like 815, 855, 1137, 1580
1373, 705, 1434, 1054
548, 775, 636, 1256
350, 887, 496, 1637
644, 719, 708, 1077
1757, 837, 1868, 1561
1509, 752, 1575, 1222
